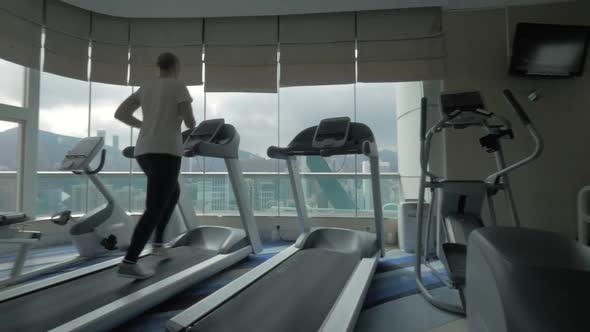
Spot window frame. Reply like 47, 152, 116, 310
0, 68, 40, 217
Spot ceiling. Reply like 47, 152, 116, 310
62, 0, 573, 18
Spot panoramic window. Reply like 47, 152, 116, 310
0, 58, 25, 108
0, 121, 20, 213
203, 92, 279, 216
88, 82, 134, 212
356, 82, 401, 218
37, 73, 90, 216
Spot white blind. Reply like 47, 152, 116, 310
0, 10, 41, 69
204, 17, 278, 93
205, 45, 277, 93
0, 0, 43, 24
90, 13, 129, 85
91, 13, 129, 45
279, 12, 355, 43
44, 30, 89, 81
129, 19, 202, 85
91, 42, 128, 85
130, 19, 203, 46
129, 45, 202, 85
279, 13, 355, 87
45, 0, 91, 38
205, 16, 277, 45
357, 7, 446, 82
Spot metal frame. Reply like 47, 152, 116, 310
50, 246, 252, 332
414, 91, 544, 315
167, 245, 301, 331
168, 123, 384, 331
225, 158, 263, 253
0, 68, 40, 218
319, 255, 379, 332
0, 248, 152, 303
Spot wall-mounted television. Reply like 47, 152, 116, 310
510, 23, 590, 78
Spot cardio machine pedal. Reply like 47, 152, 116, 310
101, 235, 118, 251
441, 243, 467, 288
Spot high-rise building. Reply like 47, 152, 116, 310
112, 135, 119, 150
361, 160, 390, 174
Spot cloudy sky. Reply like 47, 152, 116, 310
0, 57, 400, 162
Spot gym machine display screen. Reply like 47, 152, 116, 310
312, 117, 351, 149
441, 91, 486, 115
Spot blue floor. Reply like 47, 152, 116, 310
0, 243, 463, 332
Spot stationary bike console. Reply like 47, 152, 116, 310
59, 137, 104, 171
312, 117, 351, 149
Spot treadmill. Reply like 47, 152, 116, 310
0, 119, 262, 332
167, 117, 385, 332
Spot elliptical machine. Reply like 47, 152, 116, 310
414, 90, 543, 314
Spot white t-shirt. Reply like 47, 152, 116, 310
132, 78, 193, 157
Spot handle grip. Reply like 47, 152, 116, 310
503, 89, 531, 125
420, 97, 428, 140
267, 146, 290, 160
79, 149, 106, 175
122, 146, 135, 159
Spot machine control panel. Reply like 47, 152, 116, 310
59, 137, 104, 171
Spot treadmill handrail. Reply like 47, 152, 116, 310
167, 245, 300, 331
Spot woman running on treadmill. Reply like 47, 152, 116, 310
114, 52, 196, 279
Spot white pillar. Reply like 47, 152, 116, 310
21, 69, 40, 218
395, 81, 444, 200
395, 82, 424, 200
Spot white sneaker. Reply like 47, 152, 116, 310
152, 246, 172, 261
117, 261, 154, 280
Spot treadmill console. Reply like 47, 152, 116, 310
59, 137, 104, 171
183, 119, 225, 155
312, 117, 351, 149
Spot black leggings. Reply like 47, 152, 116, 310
124, 153, 181, 263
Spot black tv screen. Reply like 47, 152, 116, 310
510, 23, 590, 77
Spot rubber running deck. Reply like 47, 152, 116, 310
191, 248, 360, 332
0, 246, 216, 331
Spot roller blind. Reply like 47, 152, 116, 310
130, 18, 203, 46
0, 10, 41, 69
357, 7, 446, 82
279, 13, 355, 87
91, 13, 129, 45
204, 17, 277, 93
0, 0, 43, 24
44, 29, 89, 81
91, 42, 128, 85
129, 45, 202, 86
129, 18, 203, 85
45, 0, 91, 38
90, 13, 129, 85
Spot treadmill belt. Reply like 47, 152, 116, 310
192, 248, 359, 332
0, 246, 216, 332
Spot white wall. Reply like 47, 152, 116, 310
443, 1, 590, 238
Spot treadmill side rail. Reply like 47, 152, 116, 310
49, 246, 252, 332
166, 245, 300, 332
0, 248, 151, 303
319, 255, 379, 332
